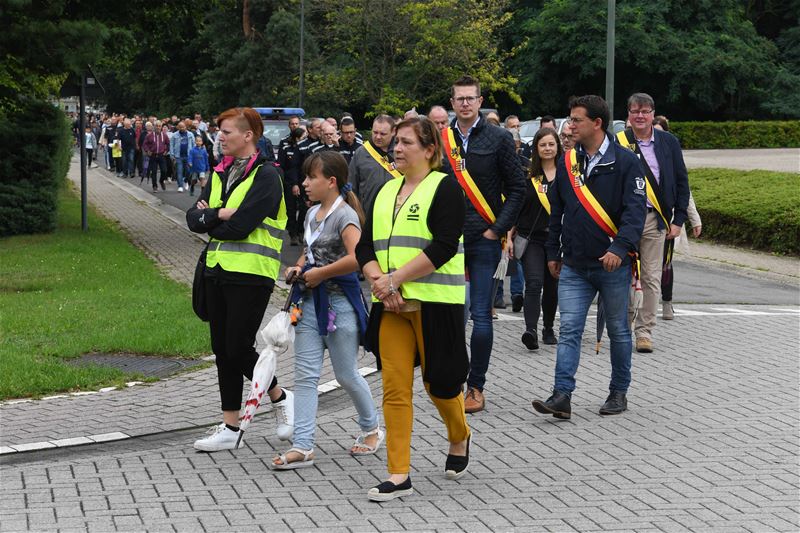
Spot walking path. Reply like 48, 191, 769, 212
1, 156, 798, 532
683, 148, 799, 173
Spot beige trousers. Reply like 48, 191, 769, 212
632, 211, 666, 340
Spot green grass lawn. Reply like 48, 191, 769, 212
0, 185, 210, 399
690, 168, 800, 255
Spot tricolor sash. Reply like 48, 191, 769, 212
364, 140, 403, 179
531, 175, 551, 215
565, 149, 640, 278
616, 130, 669, 228
442, 127, 496, 224
564, 149, 617, 238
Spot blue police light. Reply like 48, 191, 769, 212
254, 107, 305, 118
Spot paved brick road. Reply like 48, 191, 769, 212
0, 157, 798, 532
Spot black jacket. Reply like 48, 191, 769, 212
186, 152, 284, 285
441, 113, 526, 244
118, 127, 136, 151
546, 135, 646, 267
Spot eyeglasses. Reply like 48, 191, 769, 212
628, 109, 654, 116
452, 96, 480, 104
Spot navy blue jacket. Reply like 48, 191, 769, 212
546, 134, 646, 267
625, 128, 690, 229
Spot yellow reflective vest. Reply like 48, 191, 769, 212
372, 171, 464, 304
206, 164, 287, 280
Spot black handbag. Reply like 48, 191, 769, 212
192, 243, 210, 321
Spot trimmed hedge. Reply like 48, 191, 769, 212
671, 121, 800, 149
690, 168, 800, 255
0, 99, 72, 237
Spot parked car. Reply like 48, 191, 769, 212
520, 117, 627, 145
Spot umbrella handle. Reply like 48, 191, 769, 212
282, 280, 297, 312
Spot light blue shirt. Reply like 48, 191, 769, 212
456, 116, 480, 154
586, 135, 611, 176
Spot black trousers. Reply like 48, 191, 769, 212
148, 155, 167, 190
206, 279, 277, 411
520, 240, 559, 332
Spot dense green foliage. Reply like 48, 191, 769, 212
671, 121, 800, 149
690, 168, 800, 255
0, 99, 72, 236
0, 186, 210, 399
3, 0, 788, 124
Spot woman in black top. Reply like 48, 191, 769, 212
507, 127, 562, 350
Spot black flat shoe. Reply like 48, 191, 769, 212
445, 433, 471, 480
532, 390, 572, 419
367, 477, 413, 502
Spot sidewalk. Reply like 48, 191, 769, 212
0, 157, 371, 452
1, 156, 798, 532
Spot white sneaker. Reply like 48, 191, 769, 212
193, 423, 242, 452
177, 186, 184, 192
274, 389, 294, 441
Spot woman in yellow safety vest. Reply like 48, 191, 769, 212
356, 117, 471, 501
186, 107, 293, 453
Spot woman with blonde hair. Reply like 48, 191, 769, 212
357, 117, 471, 501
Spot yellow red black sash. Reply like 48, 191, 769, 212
616, 130, 669, 228
565, 149, 617, 238
364, 140, 403, 179
442, 127, 496, 224
531, 175, 551, 215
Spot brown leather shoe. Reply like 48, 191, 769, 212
635, 337, 653, 353
464, 387, 485, 413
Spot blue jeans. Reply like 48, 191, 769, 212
465, 236, 501, 391
554, 263, 632, 394
292, 293, 378, 451
175, 156, 189, 188
123, 148, 135, 177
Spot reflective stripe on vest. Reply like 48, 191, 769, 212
206, 164, 287, 279
372, 171, 465, 304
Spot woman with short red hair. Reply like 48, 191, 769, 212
187, 107, 294, 452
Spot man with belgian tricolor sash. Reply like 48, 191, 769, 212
618, 93, 690, 354
531, 95, 645, 420
442, 75, 526, 414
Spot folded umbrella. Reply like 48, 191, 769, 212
236, 284, 297, 447
489, 244, 510, 309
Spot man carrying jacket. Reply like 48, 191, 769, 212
442, 75, 526, 413
618, 93, 690, 353
531, 95, 646, 419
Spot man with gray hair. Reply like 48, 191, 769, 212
616, 92, 689, 353
428, 105, 450, 132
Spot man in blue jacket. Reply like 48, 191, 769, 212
531, 95, 646, 419
619, 93, 690, 353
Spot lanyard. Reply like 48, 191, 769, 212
304, 195, 344, 265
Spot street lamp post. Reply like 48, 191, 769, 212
299, 0, 305, 109
605, 0, 615, 129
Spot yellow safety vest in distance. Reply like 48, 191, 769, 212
372, 171, 465, 304
206, 164, 287, 280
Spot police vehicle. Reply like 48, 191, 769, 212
254, 107, 305, 155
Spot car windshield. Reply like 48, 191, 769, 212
263, 121, 290, 147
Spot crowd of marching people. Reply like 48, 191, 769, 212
79, 74, 703, 501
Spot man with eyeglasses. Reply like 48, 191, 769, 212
337, 116, 363, 163
531, 95, 645, 419
617, 93, 689, 353
442, 75, 526, 414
